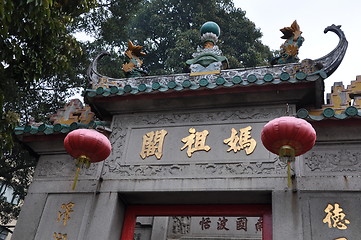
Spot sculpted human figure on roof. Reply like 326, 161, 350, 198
186, 21, 229, 75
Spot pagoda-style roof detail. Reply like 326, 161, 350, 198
297, 76, 361, 121
86, 24, 347, 101
15, 120, 110, 137
15, 99, 110, 138
86, 64, 326, 98
49, 99, 95, 125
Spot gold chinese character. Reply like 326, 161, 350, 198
323, 203, 350, 230
53, 232, 68, 240
140, 129, 168, 159
181, 128, 211, 157
223, 126, 257, 155
57, 202, 75, 226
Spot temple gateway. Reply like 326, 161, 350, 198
12, 21, 361, 240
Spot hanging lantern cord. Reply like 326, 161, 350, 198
72, 155, 91, 190
279, 145, 295, 188
286, 103, 290, 116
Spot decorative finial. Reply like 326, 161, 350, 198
200, 21, 220, 44
122, 40, 147, 77
270, 20, 304, 65
186, 21, 228, 76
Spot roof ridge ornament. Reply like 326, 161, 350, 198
186, 21, 229, 76
122, 40, 147, 78
298, 75, 361, 120
271, 20, 304, 65
49, 99, 95, 125
314, 24, 348, 76
87, 24, 347, 95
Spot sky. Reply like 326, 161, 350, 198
233, 0, 361, 94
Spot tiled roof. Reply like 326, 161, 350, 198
297, 106, 361, 121
15, 121, 110, 136
297, 76, 361, 121
86, 67, 327, 98
85, 24, 347, 99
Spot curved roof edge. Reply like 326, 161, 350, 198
86, 24, 347, 99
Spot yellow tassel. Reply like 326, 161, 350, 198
72, 167, 81, 190
72, 155, 91, 190
287, 161, 292, 188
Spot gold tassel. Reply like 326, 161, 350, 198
72, 155, 90, 190
72, 167, 81, 190
287, 161, 292, 188
279, 145, 295, 189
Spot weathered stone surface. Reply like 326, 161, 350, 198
303, 144, 361, 175
301, 192, 361, 240
34, 154, 100, 180
104, 105, 291, 181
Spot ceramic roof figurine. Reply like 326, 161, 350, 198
86, 24, 347, 107
271, 20, 304, 65
186, 21, 229, 76
122, 40, 147, 78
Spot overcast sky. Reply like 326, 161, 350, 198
233, 0, 361, 94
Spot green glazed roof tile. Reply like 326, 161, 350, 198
323, 108, 335, 118
223, 81, 234, 87
199, 78, 209, 87
263, 73, 274, 82
334, 113, 348, 120
308, 115, 325, 121
345, 106, 358, 116
232, 76, 242, 84
297, 107, 361, 122
182, 80, 192, 88
15, 121, 111, 137
280, 72, 290, 81
86, 65, 328, 98
190, 84, 200, 90
206, 83, 217, 89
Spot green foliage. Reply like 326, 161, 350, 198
0, 0, 97, 225
0, 142, 37, 224
124, 0, 272, 75
71, 0, 143, 78
79, 0, 272, 77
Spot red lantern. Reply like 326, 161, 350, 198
64, 129, 112, 190
261, 116, 316, 187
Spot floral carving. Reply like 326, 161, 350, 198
35, 156, 98, 179
102, 157, 288, 179
305, 148, 361, 173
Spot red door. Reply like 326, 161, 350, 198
120, 204, 272, 240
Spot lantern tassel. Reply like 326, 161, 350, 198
72, 167, 81, 190
279, 145, 295, 189
287, 161, 292, 188
72, 155, 90, 190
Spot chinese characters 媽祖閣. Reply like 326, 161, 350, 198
140, 126, 257, 159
